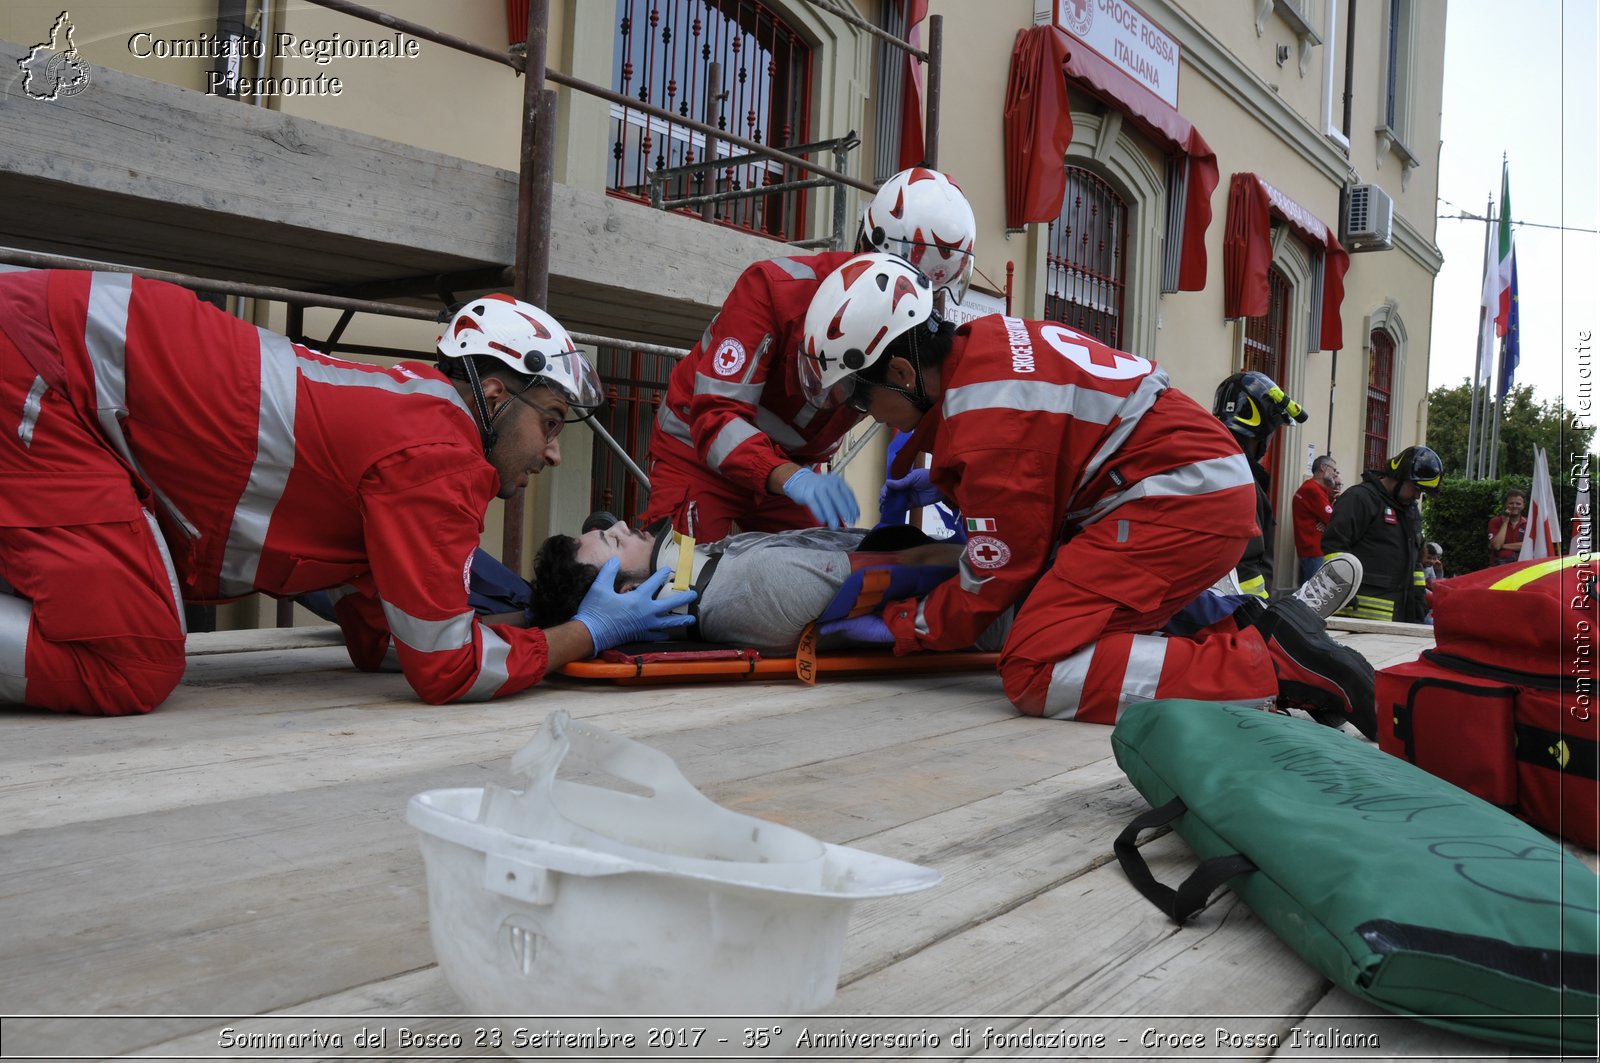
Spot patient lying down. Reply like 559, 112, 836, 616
530, 520, 1002, 655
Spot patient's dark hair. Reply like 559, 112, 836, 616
530, 534, 600, 628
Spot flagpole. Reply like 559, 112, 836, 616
1488, 337, 1504, 478
1467, 193, 1492, 479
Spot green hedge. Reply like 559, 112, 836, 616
1422, 468, 1588, 577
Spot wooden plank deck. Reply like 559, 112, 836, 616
0, 625, 1567, 1060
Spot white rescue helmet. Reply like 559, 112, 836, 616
861, 167, 976, 303
799, 253, 935, 409
437, 294, 603, 414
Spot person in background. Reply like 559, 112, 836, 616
1211, 371, 1307, 598
1422, 541, 1446, 585
1322, 446, 1440, 624
1488, 488, 1528, 565
1292, 454, 1341, 584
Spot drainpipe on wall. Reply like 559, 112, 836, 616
212, 0, 249, 99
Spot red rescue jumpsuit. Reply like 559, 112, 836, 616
883, 315, 1279, 723
0, 269, 551, 714
642, 251, 864, 538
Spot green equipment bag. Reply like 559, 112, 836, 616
1111, 699, 1599, 1054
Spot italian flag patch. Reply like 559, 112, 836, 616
966, 517, 997, 532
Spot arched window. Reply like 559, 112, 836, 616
1243, 265, 1292, 503
611, 0, 812, 239
1365, 328, 1396, 471
1044, 166, 1127, 349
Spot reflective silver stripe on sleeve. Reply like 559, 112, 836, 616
1042, 644, 1096, 720
464, 625, 513, 700
1119, 634, 1167, 709
693, 373, 765, 404
771, 257, 817, 280
17, 376, 46, 448
706, 417, 763, 473
914, 597, 932, 638
216, 328, 299, 596
699, 313, 719, 350
380, 600, 475, 653
941, 379, 1131, 425
1069, 452, 1254, 529
1073, 370, 1169, 492
0, 593, 30, 703
656, 403, 695, 447
83, 273, 201, 540
753, 406, 806, 449
84, 271, 134, 453
957, 553, 994, 594
143, 509, 187, 636
295, 352, 474, 417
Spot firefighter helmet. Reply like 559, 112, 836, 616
861, 167, 976, 302
1212, 370, 1307, 442
1388, 445, 1443, 494
799, 253, 936, 409
437, 294, 602, 414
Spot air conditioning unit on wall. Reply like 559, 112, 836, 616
1342, 183, 1394, 252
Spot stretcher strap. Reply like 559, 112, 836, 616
1114, 797, 1257, 925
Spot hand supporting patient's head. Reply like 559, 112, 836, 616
531, 523, 657, 628
530, 535, 603, 628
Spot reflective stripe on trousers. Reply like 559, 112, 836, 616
0, 593, 29, 703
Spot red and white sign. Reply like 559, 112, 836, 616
1054, 0, 1180, 108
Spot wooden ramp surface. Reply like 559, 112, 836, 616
0, 625, 1572, 1060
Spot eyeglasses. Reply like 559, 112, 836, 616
513, 390, 566, 440
847, 379, 875, 413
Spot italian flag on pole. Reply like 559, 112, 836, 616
1478, 160, 1515, 374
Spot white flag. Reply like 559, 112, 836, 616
1518, 447, 1561, 560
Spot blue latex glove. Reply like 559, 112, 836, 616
572, 560, 698, 652
877, 467, 947, 526
817, 614, 895, 645
781, 468, 860, 529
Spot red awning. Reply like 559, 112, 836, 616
897, 0, 929, 170
1223, 172, 1351, 350
1002, 25, 1218, 291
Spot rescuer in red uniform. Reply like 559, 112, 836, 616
0, 270, 693, 715
641, 167, 977, 539
796, 254, 1375, 735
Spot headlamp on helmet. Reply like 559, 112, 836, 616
1212, 370, 1307, 442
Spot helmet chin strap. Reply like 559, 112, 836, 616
899, 317, 940, 413
460, 357, 503, 458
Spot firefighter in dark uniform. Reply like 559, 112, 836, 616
1321, 445, 1441, 623
1212, 371, 1307, 598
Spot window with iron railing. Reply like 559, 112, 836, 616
1044, 167, 1127, 350
1365, 328, 1396, 472
590, 346, 675, 520
1243, 265, 1293, 500
610, 0, 813, 239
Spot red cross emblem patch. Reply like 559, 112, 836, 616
965, 535, 1011, 570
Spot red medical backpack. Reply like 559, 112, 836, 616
1373, 555, 1599, 848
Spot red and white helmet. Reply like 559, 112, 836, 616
861, 167, 976, 303
437, 294, 603, 412
798, 253, 935, 408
